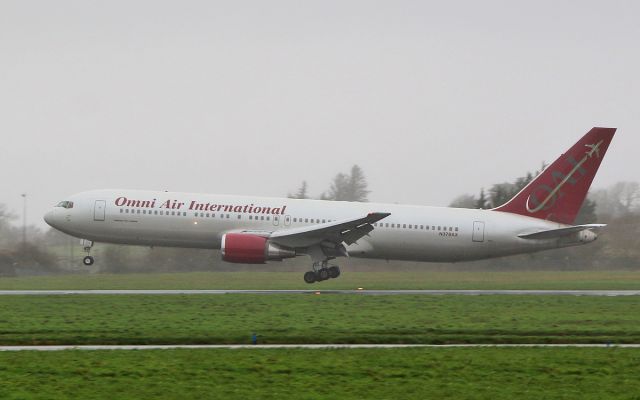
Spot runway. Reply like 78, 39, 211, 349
0, 289, 639, 296
1, 344, 640, 351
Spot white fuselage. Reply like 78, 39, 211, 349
44, 189, 594, 263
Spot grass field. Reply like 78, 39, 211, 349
1, 347, 639, 399
3, 273, 639, 399
1, 294, 639, 345
1, 270, 640, 290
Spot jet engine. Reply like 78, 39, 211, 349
221, 233, 296, 264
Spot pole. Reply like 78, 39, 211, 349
21, 193, 26, 248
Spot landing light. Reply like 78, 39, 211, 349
194, 221, 198, 225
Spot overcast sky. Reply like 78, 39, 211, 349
1, 1, 638, 228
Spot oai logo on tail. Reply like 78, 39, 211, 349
525, 141, 603, 214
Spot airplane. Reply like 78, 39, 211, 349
44, 127, 615, 283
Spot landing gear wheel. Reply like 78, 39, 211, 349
304, 271, 317, 284
328, 266, 340, 279
318, 268, 330, 281
81, 239, 95, 267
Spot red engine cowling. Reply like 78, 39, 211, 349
221, 233, 296, 264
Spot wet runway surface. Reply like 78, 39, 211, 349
1, 344, 640, 351
0, 290, 639, 296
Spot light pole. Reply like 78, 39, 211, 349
21, 193, 26, 249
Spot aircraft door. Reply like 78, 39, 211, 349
284, 215, 291, 226
273, 215, 280, 226
472, 221, 485, 242
94, 200, 106, 221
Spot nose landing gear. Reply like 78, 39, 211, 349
82, 240, 95, 266
303, 261, 341, 283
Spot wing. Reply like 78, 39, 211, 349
267, 212, 391, 248
517, 224, 606, 240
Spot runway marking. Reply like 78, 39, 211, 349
0, 290, 639, 296
1, 344, 640, 351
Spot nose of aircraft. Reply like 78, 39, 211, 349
43, 209, 56, 227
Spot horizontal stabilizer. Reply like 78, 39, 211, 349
518, 224, 606, 240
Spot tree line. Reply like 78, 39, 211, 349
0, 204, 61, 276
288, 164, 370, 202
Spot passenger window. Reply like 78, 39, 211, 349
305, 218, 308, 223
438, 226, 441, 230
238, 215, 241, 219
408, 224, 412, 229
455, 227, 459, 232
322, 219, 326, 223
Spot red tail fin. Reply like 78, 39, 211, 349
493, 127, 616, 224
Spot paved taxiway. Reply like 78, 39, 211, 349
0, 290, 639, 296
2, 344, 640, 351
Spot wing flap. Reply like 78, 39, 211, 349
342, 223, 374, 245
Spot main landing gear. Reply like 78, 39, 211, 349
82, 239, 95, 266
304, 261, 341, 284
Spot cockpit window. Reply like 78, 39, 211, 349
55, 201, 74, 209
